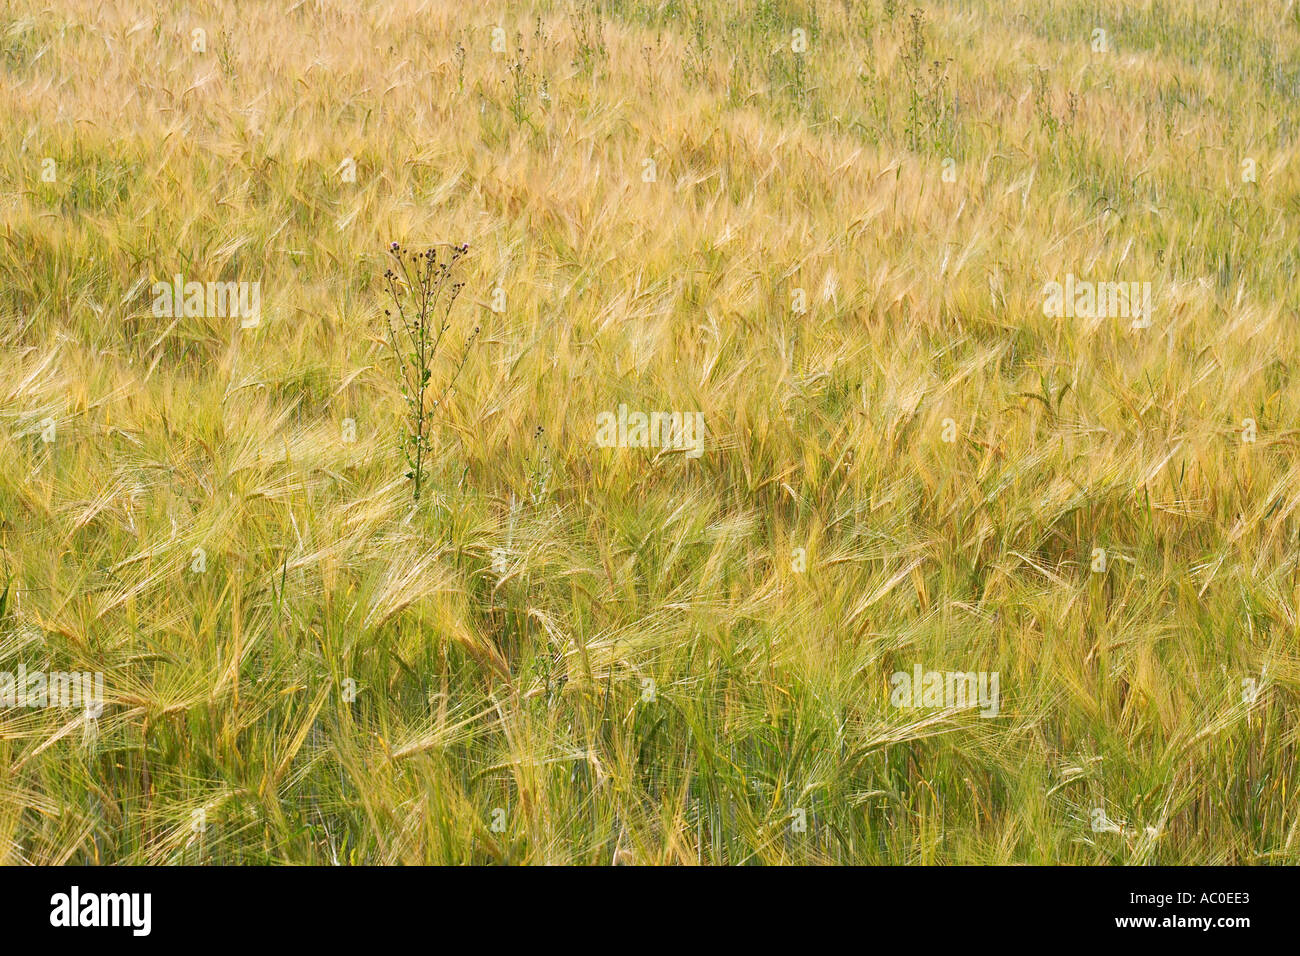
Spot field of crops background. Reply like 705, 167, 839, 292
1, 0, 1298, 864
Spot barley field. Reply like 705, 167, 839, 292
1, 0, 1298, 865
